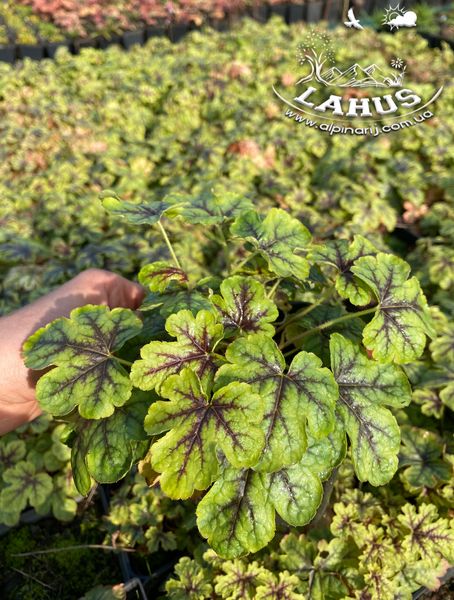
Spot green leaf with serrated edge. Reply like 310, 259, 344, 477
300, 424, 347, 481
100, 190, 181, 225
0, 461, 52, 512
351, 253, 435, 364
171, 190, 253, 225
399, 426, 451, 488
165, 557, 212, 600
430, 325, 454, 365
71, 391, 151, 494
267, 462, 322, 527
216, 334, 337, 472
330, 333, 411, 486
255, 571, 304, 600
413, 388, 445, 419
144, 369, 264, 499
310, 235, 377, 306
138, 261, 188, 293
214, 559, 265, 599
23, 305, 142, 420
140, 290, 212, 317
231, 208, 312, 280
131, 309, 223, 393
399, 503, 454, 564
196, 465, 275, 558
0, 439, 26, 475
211, 276, 279, 336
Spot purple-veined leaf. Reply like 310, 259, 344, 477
211, 276, 279, 336
231, 208, 312, 280
216, 334, 338, 472
351, 253, 435, 363
131, 309, 223, 393
330, 333, 411, 486
144, 368, 264, 499
23, 305, 143, 420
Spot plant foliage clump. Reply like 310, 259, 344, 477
23, 193, 436, 559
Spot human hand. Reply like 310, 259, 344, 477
0, 269, 144, 435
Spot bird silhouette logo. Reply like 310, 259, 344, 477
344, 7, 364, 30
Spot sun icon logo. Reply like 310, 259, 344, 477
383, 3, 417, 30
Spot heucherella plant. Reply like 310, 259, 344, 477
22, 191, 435, 558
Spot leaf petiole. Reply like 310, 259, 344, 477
276, 288, 334, 333
112, 356, 134, 367
280, 306, 377, 350
231, 251, 259, 274
158, 219, 182, 269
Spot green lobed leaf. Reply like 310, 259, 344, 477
399, 503, 454, 564
211, 276, 279, 336
430, 325, 454, 366
0, 461, 53, 513
330, 333, 411, 486
131, 309, 223, 393
70, 391, 151, 495
231, 208, 312, 280
299, 425, 347, 481
197, 459, 324, 558
267, 461, 323, 527
165, 557, 212, 600
351, 253, 435, 364
216, 333, 338, 472
144, 368, 264, 499
23, 305, 142, 420
138, 261, 188, 293
171, 190, 254, 225
100, 190, 181, 225
399, 426, 451, 489
310, 235, 377, 306
196, 465, 275, 558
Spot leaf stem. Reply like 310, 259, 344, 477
158, 219, 182, 269
215, 225, 231, 273
12, 544, 136, 557
231, 251, 259, 275
112, 356, 134, 367
267, 278, 281, 299
276, 289, 334, 333
280, 306, 377, 350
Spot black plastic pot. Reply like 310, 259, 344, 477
306, 0, 323, 22
270, 2, 289, 21
46, 41, 71, 58
420, 31, 454, 50
145, 25, 166, 40
17, 44, 44, 60
168, 23, 188, 42
248, 4, 270, 22
288, 3, 304, 23
97, 34, 123, 49
123, 29, 145, 49
74, 37, 98, 52
0, 44, 15, 63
